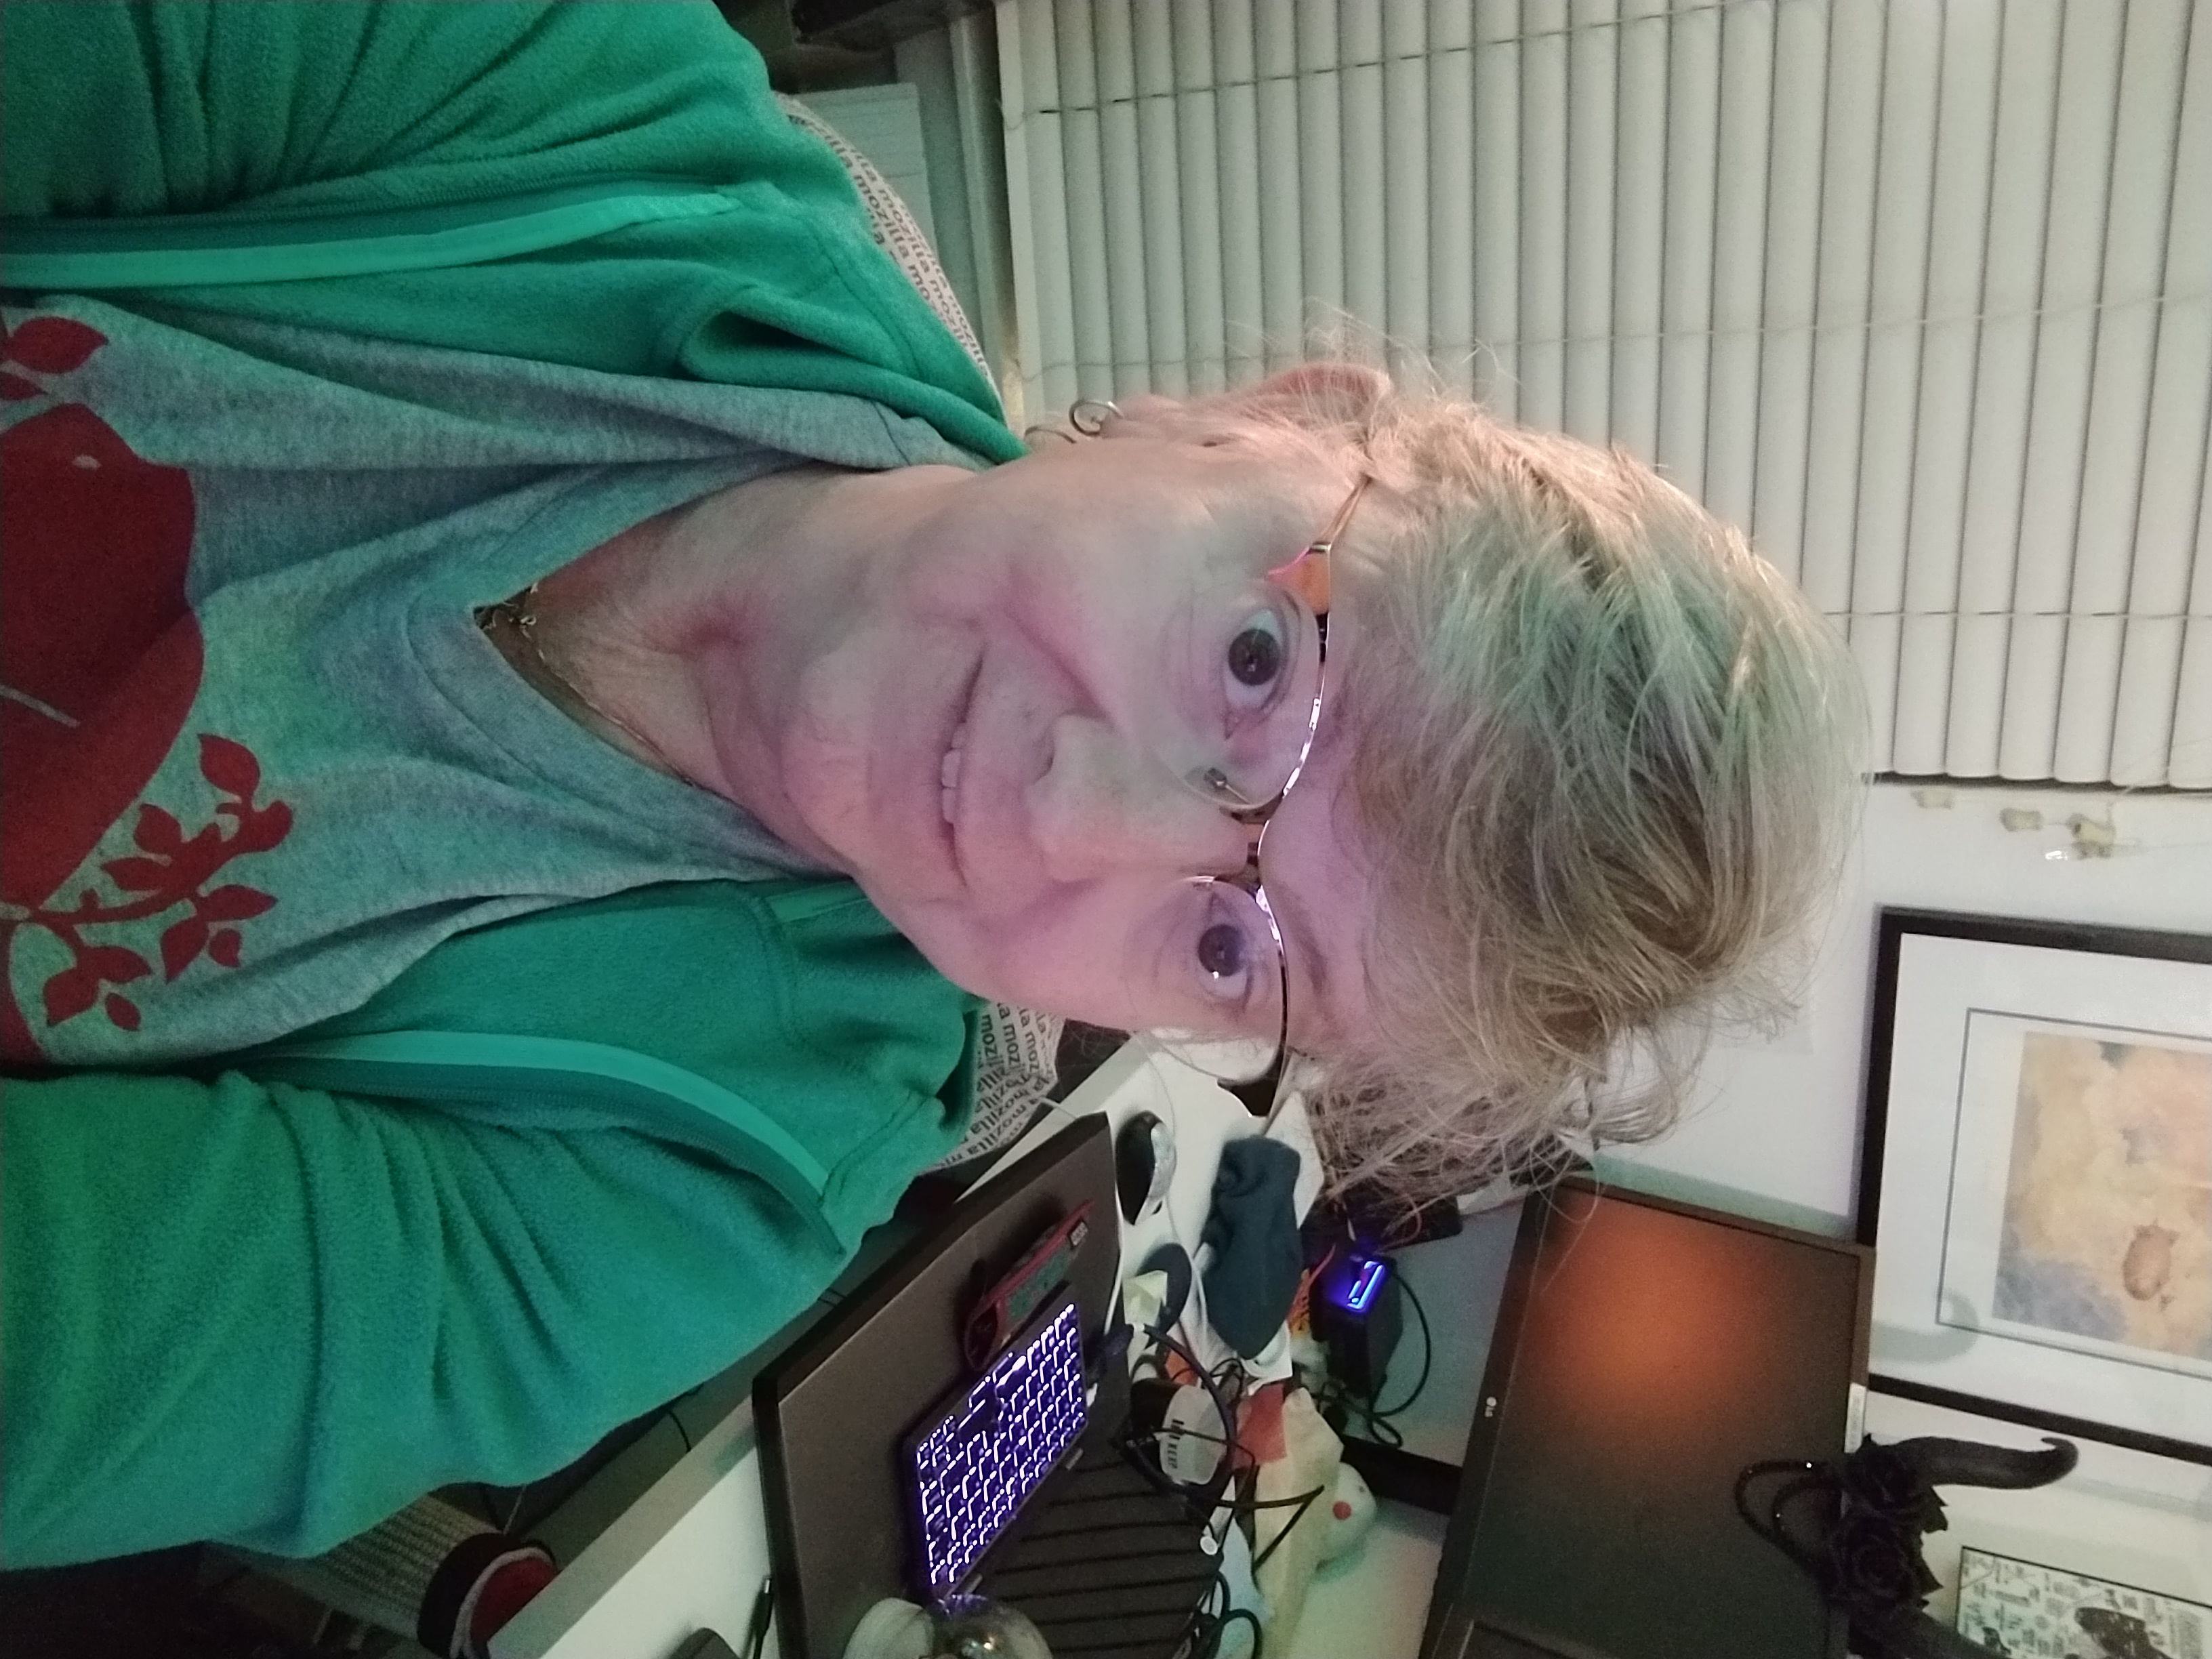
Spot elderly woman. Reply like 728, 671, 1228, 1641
0, 2, 1862, 1569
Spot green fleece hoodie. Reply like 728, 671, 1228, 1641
1, 1, 1015, 1566
0, 0, 1024, 464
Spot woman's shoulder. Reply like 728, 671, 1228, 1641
3, 3, 768, 222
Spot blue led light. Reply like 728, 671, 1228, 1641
1332, 1256, 1387, 1314
1345, 1258, 1385, 1312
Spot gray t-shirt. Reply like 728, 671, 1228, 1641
1, 293, 980, 1066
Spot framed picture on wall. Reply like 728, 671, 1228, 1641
1857, 909, 2212, 1465
1954, 1548, 2210, 1659
1859, 1385, 2208, 1633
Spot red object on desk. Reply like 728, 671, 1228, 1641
962, 1202, 1093, 1368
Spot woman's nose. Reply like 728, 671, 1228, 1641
1029, 714, 1251, 883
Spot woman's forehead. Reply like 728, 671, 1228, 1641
1018, 430, 1343, 546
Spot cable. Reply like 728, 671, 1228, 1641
1128, 1319, 1332, 1645
1203, 1354, 1251, 1446
1127, 1324, 1246, 1515
1309, 1262, 1433, 1449
1368, 1270, 1432, 1420
1237, 1483, 1328, 1574
740, 1574, 775, 1659
1211, 1605, 1264, 1659
1179, 1569, 1267, 1659
1343, 1404, 1404, 1448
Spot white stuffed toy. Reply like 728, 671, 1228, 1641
1315, 1462, 1378, 1565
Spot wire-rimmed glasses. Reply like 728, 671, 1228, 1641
1164, 472, 1372, 1114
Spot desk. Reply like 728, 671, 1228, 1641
493, 1039, 1260, 1659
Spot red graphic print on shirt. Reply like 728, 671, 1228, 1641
1, 315, 291, 1061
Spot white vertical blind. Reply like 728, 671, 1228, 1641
1428, 1, 1477, 396
1563, 0, 1616, 446
2130, 0, 2212, 788
994, 0, 2212, 787
1473, 0, 1521, 413
1519, 0, 1570, 430
1893, 0, 1999, 776
1702, 0, 1772, 537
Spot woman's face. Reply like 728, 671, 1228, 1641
736, 428, 1379, 1052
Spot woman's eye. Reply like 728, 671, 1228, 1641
1224, 611, 1288, 709
1228, 626, 1281, 685
1195, 919, 1250, 989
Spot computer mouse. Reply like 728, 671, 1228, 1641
1114, 1110, 1176, 1223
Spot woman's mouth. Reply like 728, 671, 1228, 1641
934, 657, 982, 884
940, 722, 967, 828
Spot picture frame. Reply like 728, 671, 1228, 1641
1857, 909, 2212, 1465
1859, 1385, 2208, 1634
1954, 1547, 2209, 1659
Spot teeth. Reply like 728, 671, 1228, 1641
940, 723, 967, 825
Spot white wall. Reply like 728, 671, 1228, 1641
1607, 780, 2212, 1229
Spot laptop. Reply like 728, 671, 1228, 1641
754, 1115, 1119, 1659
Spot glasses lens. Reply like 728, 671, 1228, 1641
1189, 609, 1324, 815
1154, 880, 1286, 1086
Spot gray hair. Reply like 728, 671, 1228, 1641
1067, 364, 1868, 1198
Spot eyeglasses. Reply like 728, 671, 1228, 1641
1168, 472, 1372, 1116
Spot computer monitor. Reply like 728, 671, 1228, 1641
1424, 1182, 1872, 1659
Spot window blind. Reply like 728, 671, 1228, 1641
994, 0, 2212, 787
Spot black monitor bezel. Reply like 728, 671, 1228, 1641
1422, 1177, 1871, 1659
